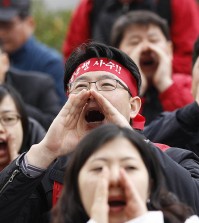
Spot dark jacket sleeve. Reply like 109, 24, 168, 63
148, 142, 199, 214
0, 154, 47, 223
144, 102, 199, 155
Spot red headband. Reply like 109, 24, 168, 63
69, 58, 138, 96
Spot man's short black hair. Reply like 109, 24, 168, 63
192, 37, 199, 67
111, 10, 170, 48
64, 41, 141, 96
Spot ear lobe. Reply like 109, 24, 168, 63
130, 96, 141, 119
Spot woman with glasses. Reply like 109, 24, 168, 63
0, 84, 45, 171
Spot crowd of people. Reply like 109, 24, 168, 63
0, 0, 199, 223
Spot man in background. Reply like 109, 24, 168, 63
0, 0, 66, 105
111, 10, 194, 124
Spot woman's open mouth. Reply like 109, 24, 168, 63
108, 197, 126, 213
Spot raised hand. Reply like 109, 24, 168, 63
129, 44, 148, 96
147, 43, 173, 92
7, 134, 20, 161
192, 57, 199, 103
27, 89, 91, 168
119, 168, 148, 220
90, 168, 109, 223
90, 90, 139, 128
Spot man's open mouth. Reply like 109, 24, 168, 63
85, 110, 105, 123
141, 58, 155, 66
139, 54, 158, 76
140, 54, 157, 68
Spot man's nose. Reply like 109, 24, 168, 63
89, 82, 98, 91
141, 40, 151, 51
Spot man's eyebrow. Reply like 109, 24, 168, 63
73, 76, 86, 82
126, 34, 141, 38
148, 32, 159, 37
75, 74, 116, 81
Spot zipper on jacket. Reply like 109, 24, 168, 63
0, 169, 20, 194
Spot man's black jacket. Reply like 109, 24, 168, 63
144, 102, 199, 155
0, 142, 199, 223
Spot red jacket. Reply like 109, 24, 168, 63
140, 73, 194, 124
63, 0, 199, 74
159, 74, 194, 111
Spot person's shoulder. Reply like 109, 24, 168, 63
30, 36, 62, 60
165, 146, 199, 165
9, 67, 55, 83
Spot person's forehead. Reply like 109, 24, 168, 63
124, 23, 163, 36
87, 137, 142, 163
0, 95, 17, 112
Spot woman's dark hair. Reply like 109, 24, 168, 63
0, 84, 29, 152
111, 10, 170, 48
64, 41, 141, 96
52, 124, 193, 223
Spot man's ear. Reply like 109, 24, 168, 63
24, 16, 35, 34
129, 96, 141, 119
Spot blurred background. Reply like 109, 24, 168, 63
42, 0, 79, 11
33, 0, 79, 52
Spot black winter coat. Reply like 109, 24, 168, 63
0, 143, 199, 223
144, 102, 199, 155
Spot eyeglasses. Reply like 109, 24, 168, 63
68, 78, 132, 96
0, 113, 21, 127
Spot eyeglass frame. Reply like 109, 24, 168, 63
0, 113, 21, 127
67, 78, 132, 96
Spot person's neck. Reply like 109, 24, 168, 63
9, 36, 33, 57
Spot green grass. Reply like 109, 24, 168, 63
33, 1, 72, 53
